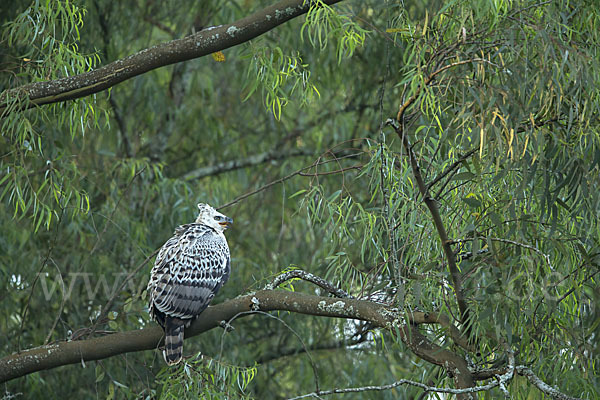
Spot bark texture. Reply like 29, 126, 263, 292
0, 290, 471, 387
0, 0, 343, 112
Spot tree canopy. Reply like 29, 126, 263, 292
1, 0, 599, 399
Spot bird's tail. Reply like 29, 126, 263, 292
163, 318, 185, 365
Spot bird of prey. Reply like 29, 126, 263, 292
147, 203, 233, 365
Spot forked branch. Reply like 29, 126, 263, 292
387, 118, 470, 327
0, 290, 471, 388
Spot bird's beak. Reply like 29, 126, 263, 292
219, 216, 233, 229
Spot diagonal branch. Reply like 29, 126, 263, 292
387, 118, 470, 327
516, 366, 583, 400
395, 59, 497, 122
427, 148, 477, 191
183, 149, 315, 181
0, 0, 344, 113
265, 268, 353, 298
217, 150, 364, 209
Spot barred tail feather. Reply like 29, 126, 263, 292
163, 319, 185, 365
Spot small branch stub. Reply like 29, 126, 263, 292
251, 296, 260, 311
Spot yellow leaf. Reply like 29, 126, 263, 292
479, 127, 484, 157
211, 51, 226, 62
522, 134, 529, 157
507, 128, 514, 160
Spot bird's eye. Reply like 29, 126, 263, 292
214, 216, 222, 221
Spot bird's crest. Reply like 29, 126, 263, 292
195, 203, 233, 232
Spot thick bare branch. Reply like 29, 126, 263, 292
0, 0, 343, 113
0, 290, 470, 386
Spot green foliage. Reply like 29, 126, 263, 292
242, 0, 368, 120
301, 0, 369, 63
3, 0, 97, 80
1, 0, 599, 399
156, 356, 257, 399
1, 0, 101, 228
243, 45, 319, 120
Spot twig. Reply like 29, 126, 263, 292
142, 16, 177, 37
287, 373, 503, 400
494, 350, 515, 398
396, 59, 499, 122
88, 248, 159, 337
288, 354, 582, 400
86, 166, 146, 261
218, 151, 364, 210
298, 165, 362, 176
83, 167, 147, 337
43, 259, 67, 344
376, 29, 402, 304
18, 185, 66, 351
265, 269, 353, 299
508, 0, 552, 19
183, 149, 315, 181
427, 148, 477, 190
220, 310, 321, 393
516, 366, 582, 400
554, 269, 600, 306
490, 237, 553, 271
218, 169, 305, 210
450, 237, 553, 271
256, 335, 367, 364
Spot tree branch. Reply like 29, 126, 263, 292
217, 150, 364, 210
0, 0, 344, 113
288, 353, 583, 400
183, 149, 315, 181
387, 118, 470, 327
0, 290, 469, 386
288, 350, 509, 400
256, 335, 368, 365
287, 375, 500, 400
265, 268, 352, 298
427, 148, 477, 191
516, 366, 583, 400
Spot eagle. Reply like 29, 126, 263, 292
147, 203, 233, 365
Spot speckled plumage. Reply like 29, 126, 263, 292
148, 203, 232, 365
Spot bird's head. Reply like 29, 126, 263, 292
195, 203, 233, 232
